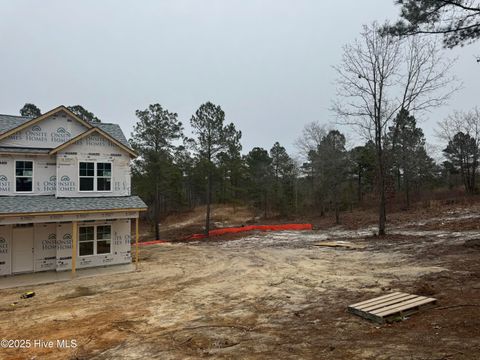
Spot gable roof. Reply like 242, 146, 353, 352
49, 127, 137, 157
0, 106, 135, 155
0, 106, 93, 140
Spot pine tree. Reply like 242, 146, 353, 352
190, 102, 241, 235
130, 104, 183, 239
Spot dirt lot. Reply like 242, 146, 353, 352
0, 206, 479, 359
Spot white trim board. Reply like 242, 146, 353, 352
0, 211, 139, 225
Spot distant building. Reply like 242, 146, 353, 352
0, 106, 147, 276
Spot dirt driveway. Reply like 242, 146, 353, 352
0, 220, 479, 359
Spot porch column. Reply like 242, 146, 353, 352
72, 221, 77, 276
135, 216, 139, 270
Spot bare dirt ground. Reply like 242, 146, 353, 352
0, 205, 479, 359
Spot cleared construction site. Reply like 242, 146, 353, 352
1, 3, 480, 359
0, 204, 479, 359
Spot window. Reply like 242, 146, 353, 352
79, 162, 94, 191
78, 225, 111, 256
79, 226, 95, 256
15, 161, 33, 192
97, 163, 111, 191
79, 162, 111, 192
96, 225, 111, 254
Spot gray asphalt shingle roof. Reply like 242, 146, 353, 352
0, 114, 132, 150
96, 123, 131, 148
0, 114, 31, 134
0, 195, 147, 215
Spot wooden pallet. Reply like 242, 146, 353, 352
348, 292, 437, 324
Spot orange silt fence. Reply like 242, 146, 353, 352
137, 224, 313, 245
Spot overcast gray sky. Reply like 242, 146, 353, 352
0, 0, 478, 156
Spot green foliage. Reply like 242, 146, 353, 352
127, 100, 471, 232
386, 109, 437, 206
130, 104, 184, 238
310, 130, 349, 223
19, 103, 41, 117
131, 104, 183, 153
190, 102, 241, 233
217, 124, 245, 205
68, 105, 101, 123
190, 102, 239, 161
269, 142, 297, 216
173, 146, 197, 207
443, 131, 479, 194
245, 147, 273, 216
387, 0, 480, 48
350, 141, 376, 202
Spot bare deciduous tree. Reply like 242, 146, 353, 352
438, 108, 480, 143
438, 108, 480, 193
294, 121, 329, 159
391, 36, 459, 148
333, 22, 458, 235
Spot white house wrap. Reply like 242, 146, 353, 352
0, 114, 87, 148
56, 134, 131, 197
0, 106, 147, 276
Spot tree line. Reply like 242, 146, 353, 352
127, 100, 480, 237
20, 103, 101, 123
130, 0, 480, 237
18, 0, 480, 237
130, 0, 480, 236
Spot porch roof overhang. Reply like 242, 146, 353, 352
0, 195, 147, 217
0, 146, 52, 155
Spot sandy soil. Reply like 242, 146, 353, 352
0, 208, 479, 359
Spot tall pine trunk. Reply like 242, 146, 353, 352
376, 131, 386, 236
405, 175, 411, 209
205, 166, 212, 236
357, 170, 362, 203
155, 182, 160, 240
334, 200, 340, 225
334, 184, 340, 224
378, 172, 386, 236
264, 190, 268, 218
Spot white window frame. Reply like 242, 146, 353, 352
78, 161, 112, 193
14, 160, 34, 193
96, 162, 112, 192
78, 225, 95, 257
78, 224, 112, 257
78, 161, 95, 192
